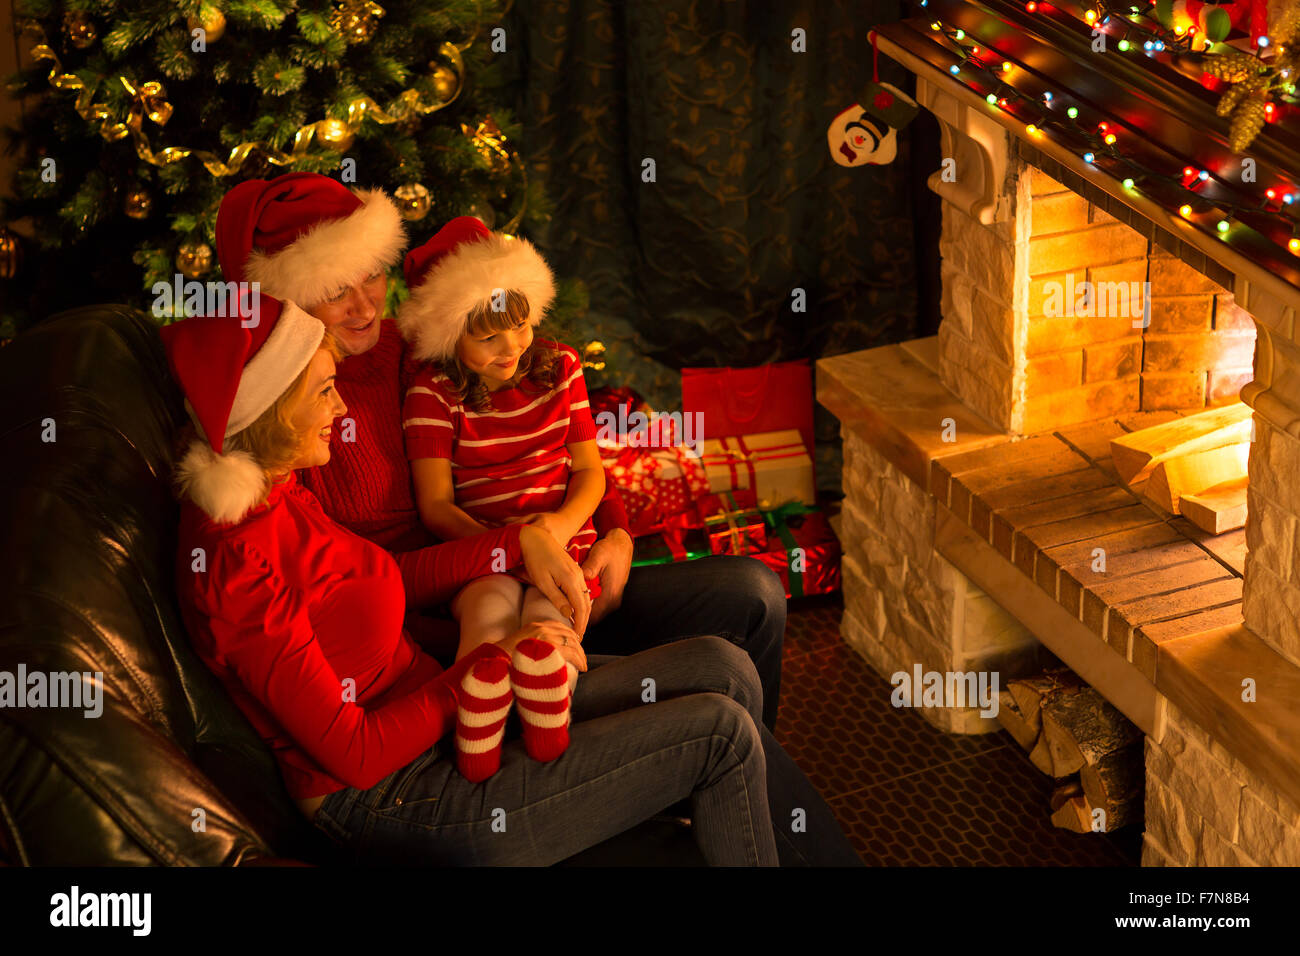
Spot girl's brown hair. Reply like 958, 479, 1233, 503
440, 288, 561, 410
175, 330, 344, 502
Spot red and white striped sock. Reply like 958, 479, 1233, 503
455, 655, 514, 783
509, 638, 571, 763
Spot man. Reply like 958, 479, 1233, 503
213, 171, 786, 730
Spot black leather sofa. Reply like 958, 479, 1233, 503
0, 305, 700, 865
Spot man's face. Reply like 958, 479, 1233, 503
306, 272, 387, 355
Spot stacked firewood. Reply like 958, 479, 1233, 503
1110, 402, 1252, 534
997, 669, 1143, 832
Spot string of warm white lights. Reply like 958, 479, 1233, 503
921, 17, 1300, 256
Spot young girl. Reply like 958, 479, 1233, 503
395, 217, 606, 776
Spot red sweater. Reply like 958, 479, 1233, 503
299, 320, 628, 569
402, 340, 600, 562
174, 472, 504, 799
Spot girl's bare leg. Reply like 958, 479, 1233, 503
521, 584, 580, 698
451, 574, 526, 661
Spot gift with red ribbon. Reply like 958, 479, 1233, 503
594, 390, 710, 538
630, 514, 711, 566
752, 503, 842, 599
699, 429, 816, 508
697, 488, 766, 557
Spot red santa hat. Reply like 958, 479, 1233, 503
160, 291, 324, 525
216, 171, 406, 307
394, 216, 556, 363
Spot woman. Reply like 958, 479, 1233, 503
165, 291, 781, 865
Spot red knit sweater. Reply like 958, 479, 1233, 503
174, 472, 508, 799
298, 320, 629, 573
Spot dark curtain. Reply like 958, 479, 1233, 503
506, 0, 940, 491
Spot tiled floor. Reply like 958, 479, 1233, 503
778, 596, 1144, 866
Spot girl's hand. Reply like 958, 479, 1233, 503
498, 620, 587, 674
527, 511, 578, 547
518, 524, 592, 635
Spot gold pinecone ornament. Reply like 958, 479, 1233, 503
1204, 0, 1300, 151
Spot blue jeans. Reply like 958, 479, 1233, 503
314, 637, 778, 865
584, 555, 787, 730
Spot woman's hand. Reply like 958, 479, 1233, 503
497, 620, 587, 674
518, 524, 592, 635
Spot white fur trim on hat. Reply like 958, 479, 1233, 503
244, 188, 407, 307
395, 233, 556, 363
226, 299, 325, 436
175, 441, 268, 526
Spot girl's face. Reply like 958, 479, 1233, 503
287, 348, 348, 470
457, 319, 534, 391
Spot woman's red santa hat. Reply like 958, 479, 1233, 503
395, 216, 555, 363
161, 291, 324, 525
216, 171, 406, 307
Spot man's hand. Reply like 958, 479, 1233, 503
581, 528, 633, 626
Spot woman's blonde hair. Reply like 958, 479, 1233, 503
175, 330, 344, 504
440, 288, 561, 410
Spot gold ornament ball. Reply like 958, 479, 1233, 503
176, 242, 213, 279
123, 189, 153, 220
0, 227, 23, 280
187, 9, 227, 43
432, 65, 458, 101
63, 12, 97, 49
317, 119, 355, 152
394, 182, 432, 221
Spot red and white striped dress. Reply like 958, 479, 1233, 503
402, 340, 599, 566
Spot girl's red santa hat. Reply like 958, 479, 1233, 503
161, 291, 323, 525
216, 171, 406, 306
395, 216, 556, 363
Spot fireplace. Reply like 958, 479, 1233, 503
818, 2, 1300, 865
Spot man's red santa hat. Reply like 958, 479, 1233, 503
395, 216, 555, 363
161, 291, 324, 525
216, 171, 406, 306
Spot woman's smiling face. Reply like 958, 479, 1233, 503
287, 348, 348, 470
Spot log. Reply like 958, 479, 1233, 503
1145, 441, 1250, 515
1007, 669, 1084, 731
996, 690, 1039, 751
1028, 733, 1057, 776
1180, 477, 1250, 535
1050, 779, 1084, 813
1109, 403, 1253, 487
1080, 743, 1144, 831
1050, 796, 1094, 833
1040, 686, 1141, 769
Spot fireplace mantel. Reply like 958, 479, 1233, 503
873, 5, 1300, 317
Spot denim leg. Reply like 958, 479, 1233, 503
313, 692, 777, 866
570, 635, 764, 730
576, 640, 860, 865
586, 555, 787, 729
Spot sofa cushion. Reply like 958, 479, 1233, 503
0, 305, 328, 864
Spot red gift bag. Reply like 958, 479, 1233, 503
681, 360, 816, 484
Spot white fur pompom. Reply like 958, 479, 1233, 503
175, 440, 268, 526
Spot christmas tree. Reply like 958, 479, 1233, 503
1, 0, 597, 368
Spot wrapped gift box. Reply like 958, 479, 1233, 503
753, 505, 842, 599
697, 489, 766, 556
699, 429, 815, 508
631, 525, 712, 567
594, 389, 710, 538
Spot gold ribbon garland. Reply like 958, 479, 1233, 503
27, 28, 470, 178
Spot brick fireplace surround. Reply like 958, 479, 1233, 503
818, 35, 1300, 866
